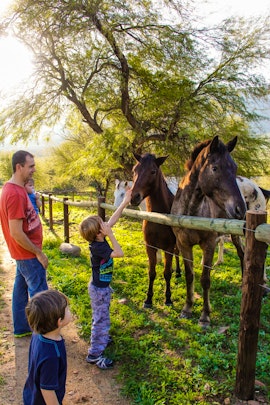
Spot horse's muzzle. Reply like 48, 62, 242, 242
131, 192, 142, 206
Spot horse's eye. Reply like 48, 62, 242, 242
212, 166, 218, 172
151, 170, 156, 175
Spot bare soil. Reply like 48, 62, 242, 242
0, 231, 131, 405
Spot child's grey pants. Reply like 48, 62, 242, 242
88, 283, 111, 356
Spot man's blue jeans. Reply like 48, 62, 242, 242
12, 258, 48, 335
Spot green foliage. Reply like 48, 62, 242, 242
42, 201, 270, 404
1, 0, 270, 180
0, 152, 13, 183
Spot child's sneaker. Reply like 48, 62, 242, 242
86, 354, 114, 369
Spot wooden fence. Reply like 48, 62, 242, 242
40, 193, 269, 401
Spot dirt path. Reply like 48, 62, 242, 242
0, 231, 131, 405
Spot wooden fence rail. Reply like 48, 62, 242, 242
40, 193, 269, 401
41, 193, 270, 244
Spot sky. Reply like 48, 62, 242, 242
0, 0, 33, 93
0, 0, 269, 151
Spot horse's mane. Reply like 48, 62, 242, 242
184, 139, 212, 171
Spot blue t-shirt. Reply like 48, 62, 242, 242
23, 334, 67, 405
28, 193, 39, 214
90, 238, 113, 288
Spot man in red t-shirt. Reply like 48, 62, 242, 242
0, 150, 48, 337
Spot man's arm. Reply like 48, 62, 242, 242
9, 218, 48, 269
41, 389, 60, 405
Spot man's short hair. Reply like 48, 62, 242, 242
12, 150, 34, 173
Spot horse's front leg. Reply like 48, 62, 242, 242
174, 246, 182, 278
181, 249, 194, 319
164, 252, 173, 306
144, 246, 157, 308
199, 243, 215, 327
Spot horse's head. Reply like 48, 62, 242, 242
236, 176, 266, 211
131, 153, 168, 206
196, 136, 246, 219
114, 179, 133, 207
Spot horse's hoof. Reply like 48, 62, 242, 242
143, 302, 152, 309
175, 272, 182, 279
165, 301, 173, 306
198, 320, 210, 329
180, 310, 192, 319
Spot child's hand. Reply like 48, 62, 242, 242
100, 221, 113, 237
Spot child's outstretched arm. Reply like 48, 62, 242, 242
108, 188, 132, 227
100, 222, 124, 258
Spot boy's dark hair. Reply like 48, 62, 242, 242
12, 150, 34, 173
25, 289, 69, 334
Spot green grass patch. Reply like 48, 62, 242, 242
0, 375, 6, 386
42, 202, 270, 404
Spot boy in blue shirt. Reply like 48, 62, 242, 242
23, 289, 72, 405
25, 178, 41, 214
79, 189, 131, 369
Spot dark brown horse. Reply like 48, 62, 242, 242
171, 136, 246, 327
131, 153, 181, 308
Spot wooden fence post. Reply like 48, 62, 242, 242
63, 197, 69, 243
98, 196, 106, 220
235, 210, 268, 400
41, 194, 45, 217
49, 193, 53, 231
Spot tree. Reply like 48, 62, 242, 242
0, 0, 270, 177
0, 152, 13, 183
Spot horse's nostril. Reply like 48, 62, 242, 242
131, 193, 141, 206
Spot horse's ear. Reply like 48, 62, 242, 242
133, 152, 142, 162
226, 136, 238, 152
155, 156, 168, 167
209, 136, 219, 153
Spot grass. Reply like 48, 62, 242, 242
42, 200, 270, 404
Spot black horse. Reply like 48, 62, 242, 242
171, 136, 246, 327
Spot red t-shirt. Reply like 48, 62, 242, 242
0, 182, 43, 260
